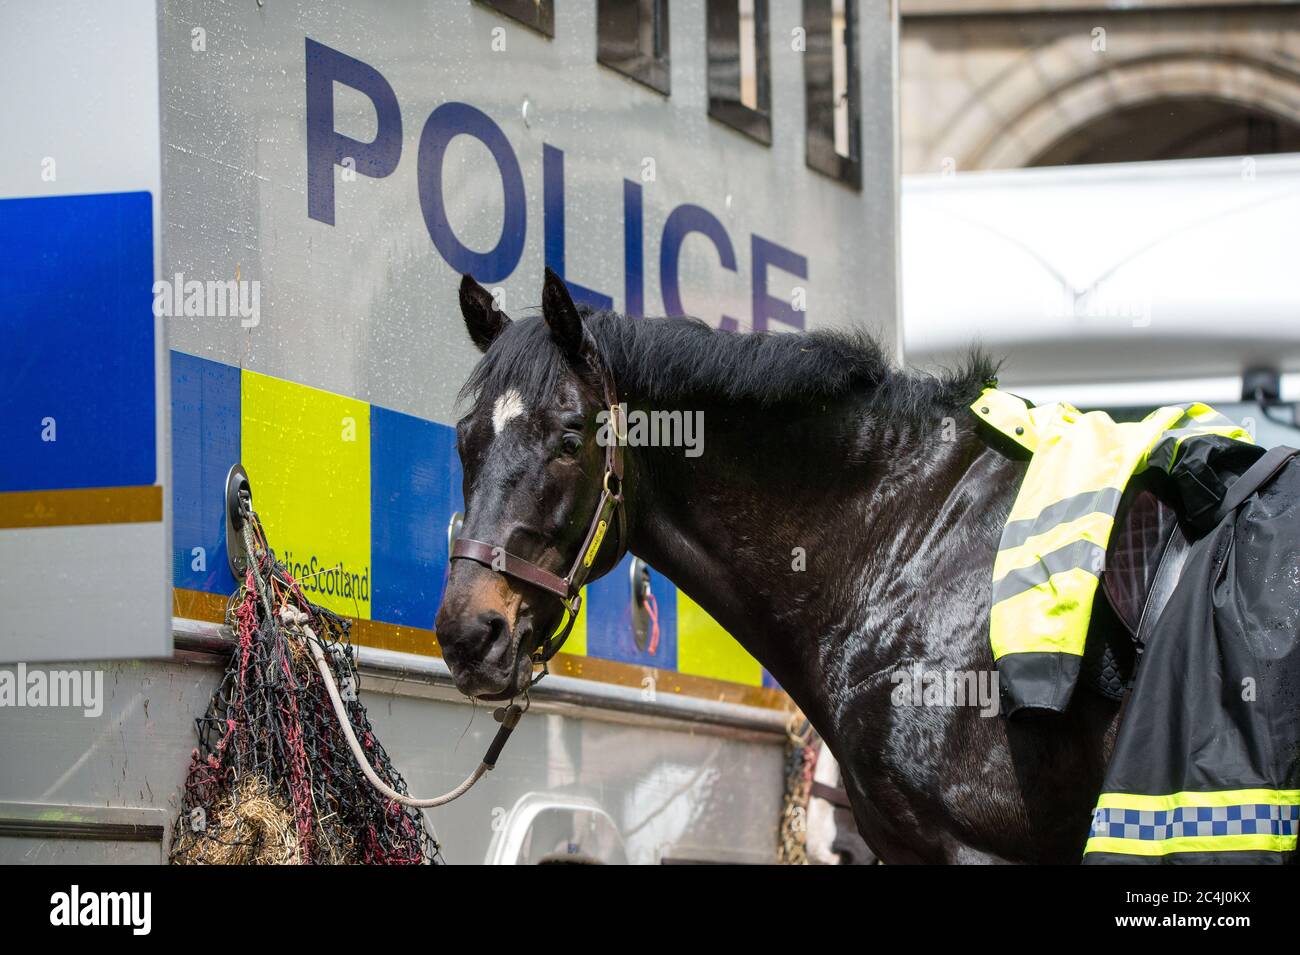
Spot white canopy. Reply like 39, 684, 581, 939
902, 154, 1300, 400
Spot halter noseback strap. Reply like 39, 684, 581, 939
450, 342, 626, 674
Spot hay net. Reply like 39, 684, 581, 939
778, 714, 819, 865
170, 506, 439, 865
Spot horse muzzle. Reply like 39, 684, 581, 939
436, 560, 546, 699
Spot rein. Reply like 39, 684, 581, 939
450, 340, 627, 683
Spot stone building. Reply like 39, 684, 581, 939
900, 0, 1300, 173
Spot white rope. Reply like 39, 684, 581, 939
241, 517, 493, 809
303, 620, 490, 808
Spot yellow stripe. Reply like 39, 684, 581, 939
1087, 789, 1300, 856
993, 510, 1114, 581
676, 588, 763, 686
1095, 789, 1300, 811
990, 566, 1098, 658
1085, 833, 1297, 857
241, 370, 372, 620
564, 586, 588, 657
0, 485, 162, 529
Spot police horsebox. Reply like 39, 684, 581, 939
0, 1, 898, 862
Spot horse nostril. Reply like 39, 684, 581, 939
478, 611, 509, 650
438, 609, 513, 679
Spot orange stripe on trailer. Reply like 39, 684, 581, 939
0, 485, 162, 529
172, 587, 792, 710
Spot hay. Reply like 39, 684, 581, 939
171, 776, 299, 865
169, 506, 437, 865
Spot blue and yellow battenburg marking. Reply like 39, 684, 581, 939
169, 353, 771, 688
1084, 790, 1300, 858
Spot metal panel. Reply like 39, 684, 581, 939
0, 803, 167, 865
156, 0, 898, 693
158, 0, 899, 421
0, 647, 785, 865
0, 0, 170, 663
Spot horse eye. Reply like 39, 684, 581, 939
560, 433, 582, 456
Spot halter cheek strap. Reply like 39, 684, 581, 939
450, 345, 626, 678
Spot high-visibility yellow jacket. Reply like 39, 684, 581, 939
972, 387, 1253, 715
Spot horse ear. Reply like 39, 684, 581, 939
459, 274, 510, 353
541, 267, 585, 358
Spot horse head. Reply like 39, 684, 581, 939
435, 268, 626, 700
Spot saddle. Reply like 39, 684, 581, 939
1102, 483, 1191, 647
1084, 481, 1189, 700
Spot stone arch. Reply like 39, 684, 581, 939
925, 48, 1300, 172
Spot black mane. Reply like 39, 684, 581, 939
459, 309, 996, 418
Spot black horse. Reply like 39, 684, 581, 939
435, 269, 1132, 863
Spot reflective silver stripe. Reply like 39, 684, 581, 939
991, 539, 1107, 605
998, 487, 1123, 551
1184, 408, 1237, 428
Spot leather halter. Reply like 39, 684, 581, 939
450, 341, 626, 681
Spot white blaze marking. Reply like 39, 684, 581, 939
492, 389, 526, 434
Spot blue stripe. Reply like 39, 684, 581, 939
0, 191, 156, 492
370, 405, 462, 628
170, 352, 241, 594
584, 553, 678, 669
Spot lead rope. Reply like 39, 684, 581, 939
237, 503, 521, 810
